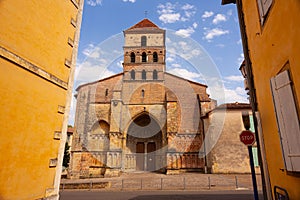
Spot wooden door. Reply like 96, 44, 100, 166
147, 142, 156, 171
136, 142, 145, 171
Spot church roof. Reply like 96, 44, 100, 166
126, 18, 160, 31
75, 72, 124, 91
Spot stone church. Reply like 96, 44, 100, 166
70, 19, 216, 178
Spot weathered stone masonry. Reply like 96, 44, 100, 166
70, 19, 215, 178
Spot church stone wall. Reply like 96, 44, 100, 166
70, 19, 216, 178
125, 33, 164, 47
165, 74, 202, 133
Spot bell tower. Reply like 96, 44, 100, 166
123, 18, 166, 81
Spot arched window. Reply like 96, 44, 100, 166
141, 36, 147, 46
153, 70, 158, 80
130, 52, 135, 63
142, 70, 146, 80
142, 52, 147, 62
141, 89, 145, 98
105, 89, 108, 97
153, 52, 158, 62
131, 70, 135, 80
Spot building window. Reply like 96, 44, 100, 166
270, 70, 300, 172
142, 70, 146, 80
141, 36, 147, 46
105, 89, 108, 97
153, 70, 158, 80
130, 52, 135, 63
142, 52, 147, 62
141, 89, 145, 98
153, 52, 158, 62
131, 70, 135, 80
257, 0, 273, 25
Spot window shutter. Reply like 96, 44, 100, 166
257, 0, 273, 25
270, 70, 300, 172
262, 0, 273, 16
257, 0, 264, 24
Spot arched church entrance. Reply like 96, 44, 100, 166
126, 113, 163, 172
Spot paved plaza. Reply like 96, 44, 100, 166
60, 172, 262, 192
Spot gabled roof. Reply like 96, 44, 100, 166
126, 18, 160, 31
165, 72, 208, 88
76, 72, 124, 91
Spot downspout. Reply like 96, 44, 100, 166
235, 0, 269, 199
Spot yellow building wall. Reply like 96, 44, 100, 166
0, 0, 83, 199
242, 0, 300, 199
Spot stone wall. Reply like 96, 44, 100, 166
204, 107, 253, 173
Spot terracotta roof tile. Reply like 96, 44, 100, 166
127, 18, 159, 30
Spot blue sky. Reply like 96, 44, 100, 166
69, 0, 247, 125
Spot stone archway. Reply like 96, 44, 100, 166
125, 113, 163, 172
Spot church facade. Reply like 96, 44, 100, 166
70, 19, 216, 178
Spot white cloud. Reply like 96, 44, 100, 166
227, 9, 233, 16
192, 22, 198, 29
117, 60, 123, 68
182, 3, 194, 10
159, 13, 181, 23
212, 14, 227, 24
168, 68, 201, 82
82, 44, 101, 59
157, 2, 176, 14
237, 53, 244, 65
123, 0, 136, 2
157, 2, 196, 24
224, 87, 248, 103
181, 4, 196, 21
167, 39, 202, 61
224, 75, 244, 82
86, 0, 102, 6
191, 49, 201, 56
171, 63, 181, 68
202, 11, 214, 18
166, 55, 175, 63
207, 81, 248, 104
204, 28, 229, 40
175, 27, 195, 38
75, 61, 115, 85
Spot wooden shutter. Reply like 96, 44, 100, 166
257, 0, 273, 25
270, 70, 300, 172
262, 0, 273, 16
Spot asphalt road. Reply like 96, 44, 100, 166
60, 190, 263, 200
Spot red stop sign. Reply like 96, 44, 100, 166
240, 130, 255, 146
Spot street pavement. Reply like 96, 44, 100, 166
60, 172, 263, 199
60, 190, 263, 200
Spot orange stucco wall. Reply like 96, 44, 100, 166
242, 0, 300, 199
0, 0, 81, 199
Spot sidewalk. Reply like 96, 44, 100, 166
60, 172, 262, 191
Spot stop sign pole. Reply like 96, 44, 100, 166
242, 111, 259, 200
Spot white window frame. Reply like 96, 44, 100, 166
270, 70, 300, 172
